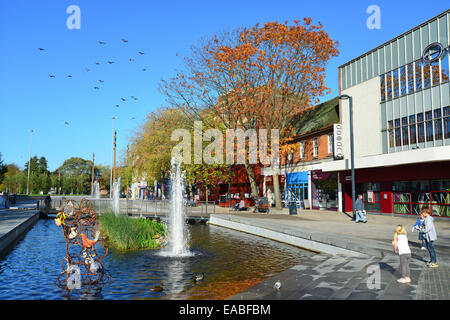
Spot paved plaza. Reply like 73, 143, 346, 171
209, 208, 450, 300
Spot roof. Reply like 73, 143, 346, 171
291, 96, 339, 137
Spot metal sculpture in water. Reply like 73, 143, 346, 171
55, 199, 111, 289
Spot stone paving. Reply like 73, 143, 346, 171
215, 209, 450, 300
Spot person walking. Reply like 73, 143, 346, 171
392, 225, 411, 284
420, 207, 438, 268
354, 194, 367, 223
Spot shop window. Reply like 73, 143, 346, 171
409, 115, 417, 144
425, 111, 433, 142
400, 65, 407, 96
441, 50, 449, 84
434, 109, 442, 140
415, 60, 423, 91
388, 120, 394, 148
380, 74, 386, 102
386, 71, 393, 99
407, 63, 414, 94
393, 69, 399, 98
417, 113, 425, 143
401, 117, 409, 145
423, 60, 431, 89
444, 106, 450, 139
394, 119, 401, 147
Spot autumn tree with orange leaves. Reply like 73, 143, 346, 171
161, 18, 339, 209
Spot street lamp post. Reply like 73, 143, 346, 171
26, 129, 34, 195
339, 94, 356, 220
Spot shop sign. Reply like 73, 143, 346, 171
333, 124, 344, 160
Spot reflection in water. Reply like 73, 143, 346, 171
0, 220, 315, 300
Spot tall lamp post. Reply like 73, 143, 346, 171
26, 129, 34, 195
339, 94, 356, 220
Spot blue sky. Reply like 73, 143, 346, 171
0, 0, 448, 171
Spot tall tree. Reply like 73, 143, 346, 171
161, 18, 339, 208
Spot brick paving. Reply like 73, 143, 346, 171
213, 208, 450, 300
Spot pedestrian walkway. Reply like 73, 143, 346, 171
0, 208, 39, 257
208, 209, 450, 300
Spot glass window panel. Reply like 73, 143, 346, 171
409, 115, 417, 144
380, 74, 386, 102
393, 69, 399, 98
400, 66, 407, 96
388, 120, 394, 147
423, 60, 431, 89
444, 106, 450, 139
425, 111, 433, 142
395, 119, 401, 147
442, 50, 449, 83
415, 60, 423, 91
434, 109, 442, 140
417, 113, 425, 143
407, 63, 414, 94
402, 117, 409, 145
431, 59, 440, 85
386, 71, 392, 100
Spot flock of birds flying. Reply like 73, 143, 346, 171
39, 38, 148, 124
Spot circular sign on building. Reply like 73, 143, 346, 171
422, 42, 446, 64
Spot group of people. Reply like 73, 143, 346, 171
392, 206, 438, 284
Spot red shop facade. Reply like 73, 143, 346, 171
339, 161, 450, 217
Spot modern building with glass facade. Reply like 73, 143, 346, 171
319, 10, 450, 217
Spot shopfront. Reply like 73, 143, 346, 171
340, 161, 450, 217
286, 171, 308, 208
311, 170, 338, 211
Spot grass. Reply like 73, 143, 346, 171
98, 211, 166, 250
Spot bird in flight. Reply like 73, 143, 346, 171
67, 75, 72, 78
131, 96, 138, 100
95, 62, 100, 65
98, 41, 106, 45
38, 48, 45, 51
85, 68, 90, 72
131, 117, 135, 120
121, 98, 126, 101
115, 104, 119, 108
121, 38, 128, 43
138, 51, 145, 55
129, 58, 135, 62
49, 75, 55, 78
93, 86, 99, 90
142, 68, 147, 72
107, 61, 114, 64
64, 121, 69, 125
99, 80, 104, 83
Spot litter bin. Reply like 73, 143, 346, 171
288, 201, 297, 215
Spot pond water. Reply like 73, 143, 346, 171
0, 219, 315, 300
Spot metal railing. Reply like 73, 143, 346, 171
39, 197, 216, 218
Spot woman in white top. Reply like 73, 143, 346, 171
392, 225, 411, 284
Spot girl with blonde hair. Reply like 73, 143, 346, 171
392, 224, 411, 284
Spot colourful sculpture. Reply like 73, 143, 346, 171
55, 199, 111, 289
